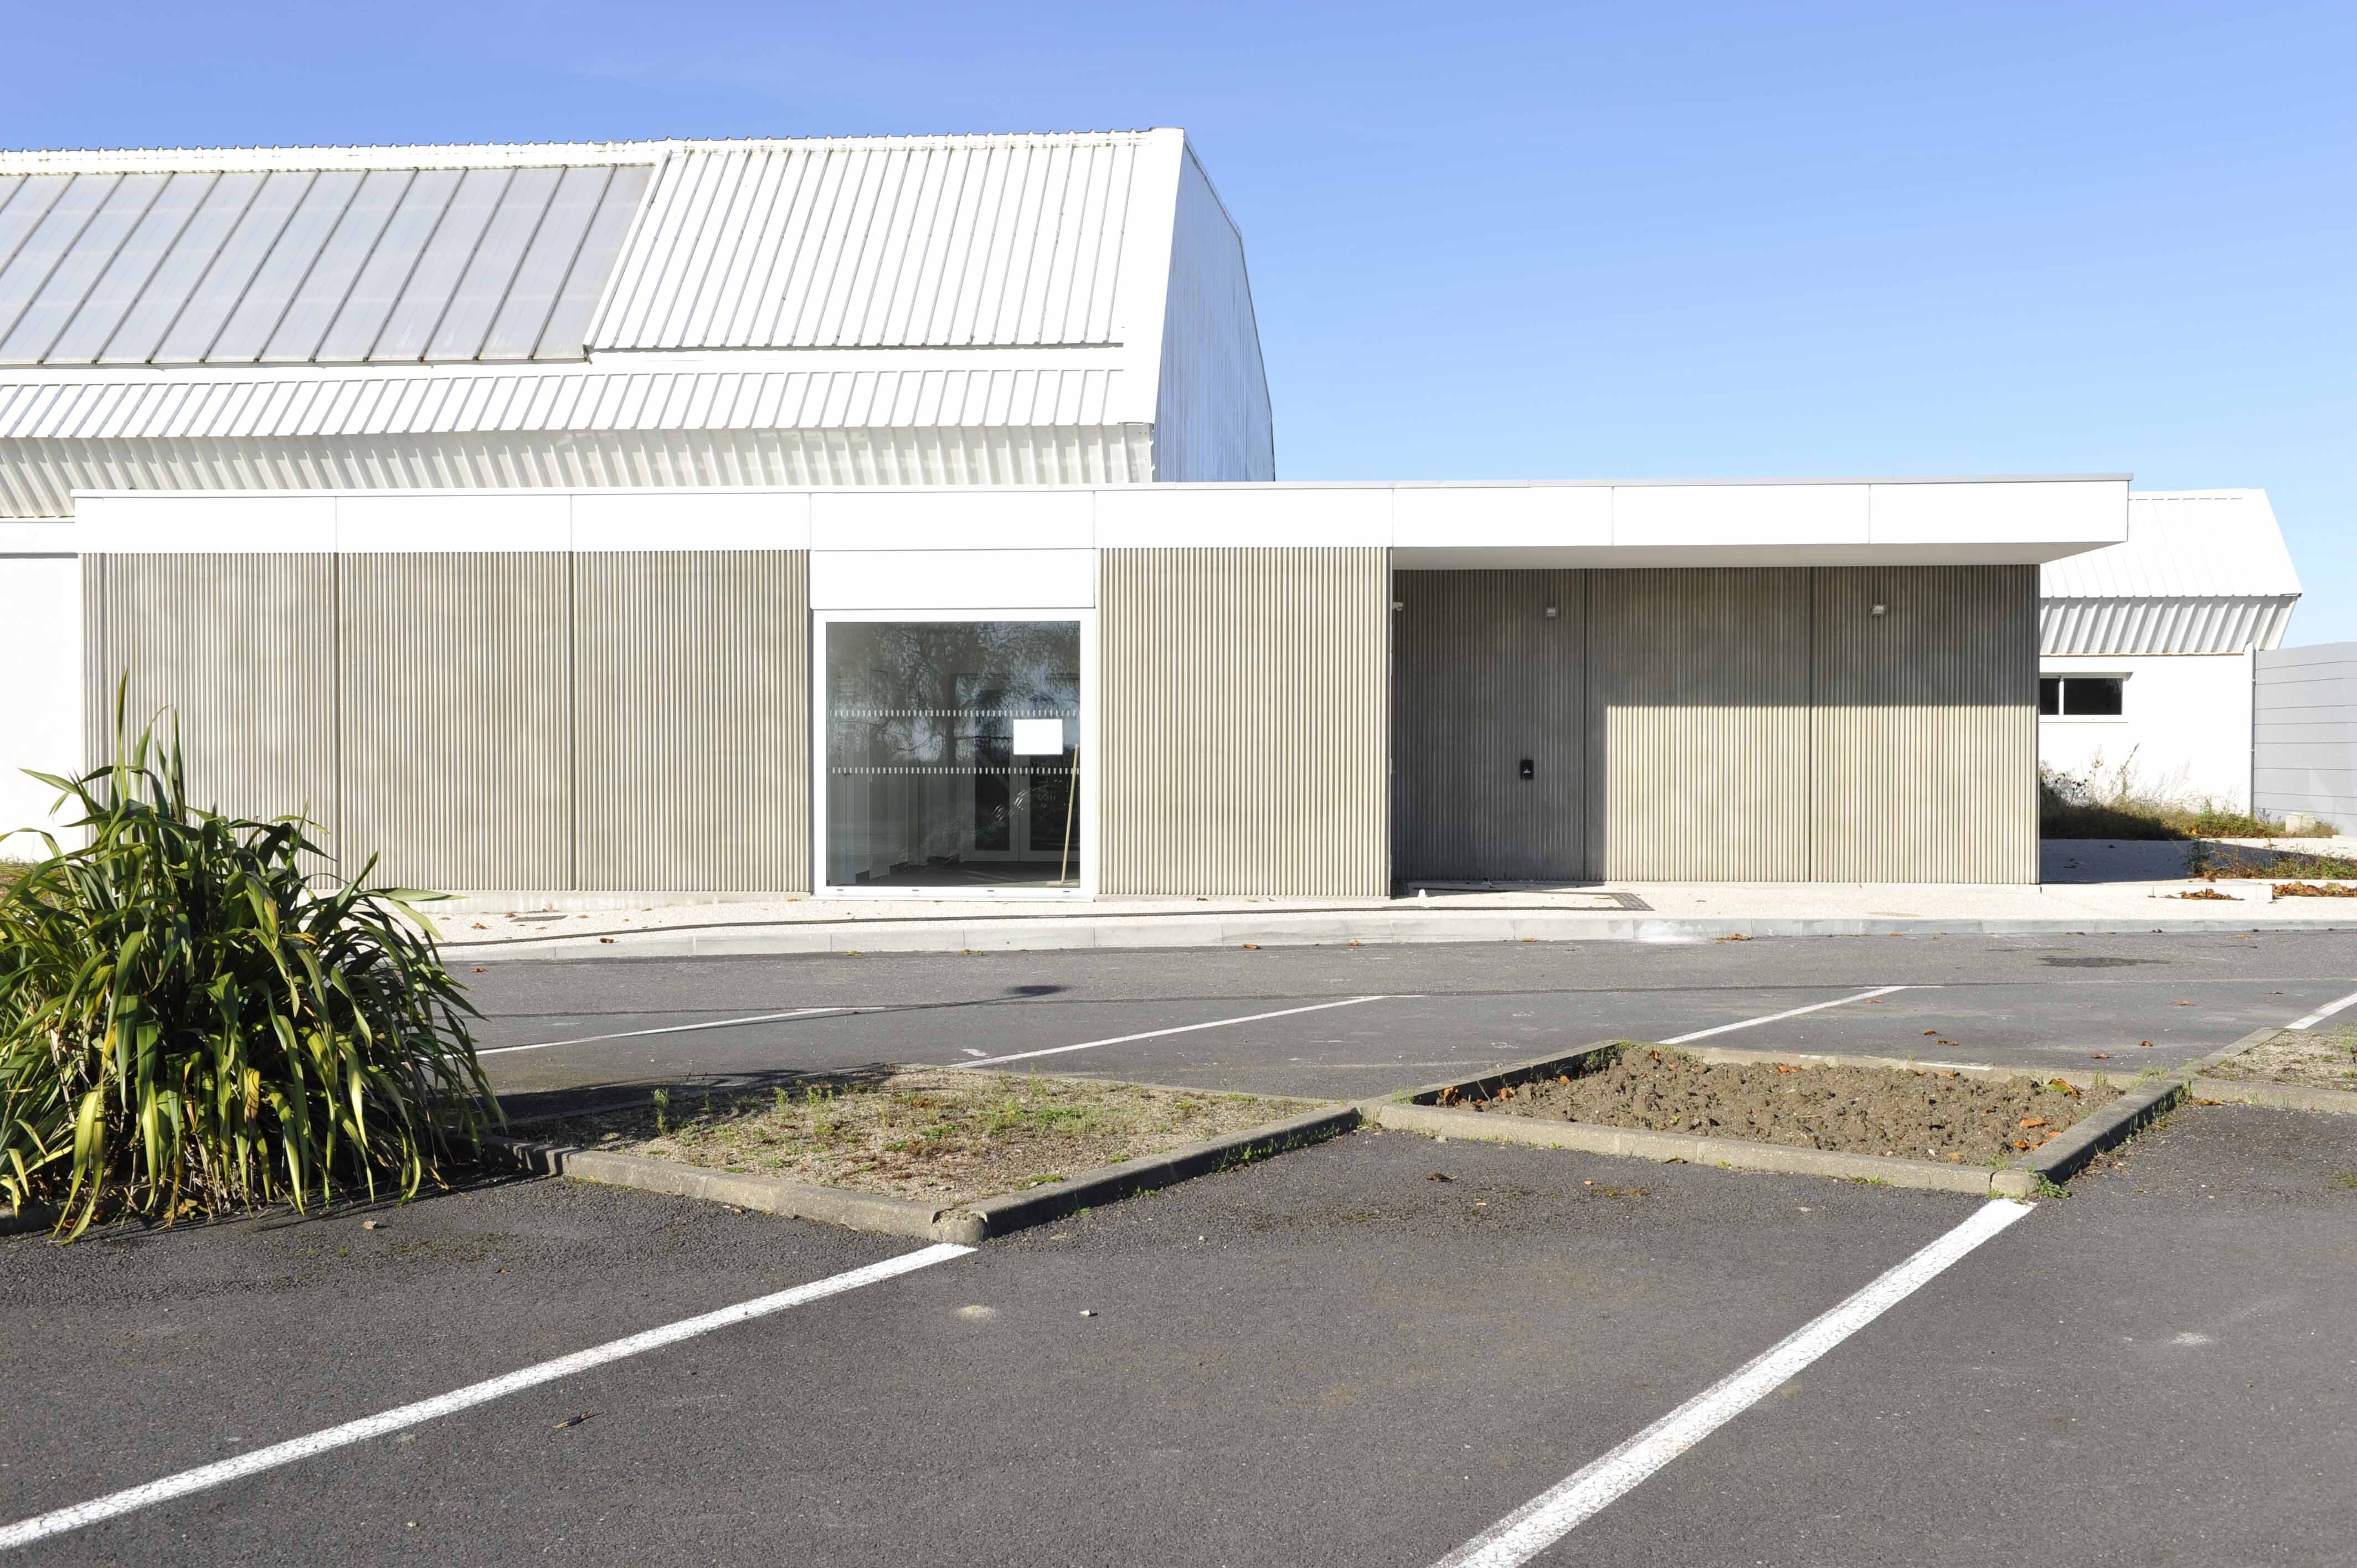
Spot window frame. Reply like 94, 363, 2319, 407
810, 607, 1097, 900
2037, 672, 2128, 721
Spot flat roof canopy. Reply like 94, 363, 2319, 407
64, 476, 2128, 566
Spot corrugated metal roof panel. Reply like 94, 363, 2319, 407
2040, 491, 2301, 601
0, 367, 1124, 440
591, 135, 1143, 352
2041, 595, 2298, 656
0, 162, 645, 365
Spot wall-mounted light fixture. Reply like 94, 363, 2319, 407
1870, 603, 1887, 617
1543, 605, 1560, 619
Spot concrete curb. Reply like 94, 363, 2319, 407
441, 910, 2356, 962
1366, 1098, 1998, 1194
950, 1105, 1361, 1239
487, 1136, 978, 1242
486, 1102, 1360, 1244
2181, 1024, 2357, 1116
2189, 1076, 2357, 1115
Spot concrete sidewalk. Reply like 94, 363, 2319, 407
429, 847, 2356, 963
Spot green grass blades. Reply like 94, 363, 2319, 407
0, 699, 500, 1238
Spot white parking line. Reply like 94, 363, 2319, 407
0, 1243, 972, 1553
476, 1007, 856, 1056
1428, 1199, 2035, 1567
1659, 984, 1916, 1044
2286, 987, 2357, 1031
948, 995, 1390, 1070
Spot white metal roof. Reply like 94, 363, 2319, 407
0, 130, 1174, 368
2040, 491, 2299, 599
594, 137, 1145, 352
0, 165, 647, 366
0, 129, 1282, 506
2039, 491, 2300, 654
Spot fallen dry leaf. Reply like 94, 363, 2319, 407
2091, 1053, 2110, 1060
2020, 1117, 2048, 1129
1427, 1172, 1454, 1183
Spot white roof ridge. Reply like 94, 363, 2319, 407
0, 130, 1172, 176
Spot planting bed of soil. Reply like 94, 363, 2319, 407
1448, 1045, 2121, 1164
2207, 1029, 2357, 1091
544, 1069, 1319, 1204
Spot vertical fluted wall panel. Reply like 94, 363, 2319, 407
338, 553, 572, 889
1099, 547, 1390, 896
572, 550, 810, 891
81, 553, 339, 846
79, 552, 107, 775
1810, 565, 2038, 884
1392, 569, 1584, 881
1587, 569, 1813, 881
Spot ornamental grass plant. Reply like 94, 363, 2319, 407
0, 709, 498, 1238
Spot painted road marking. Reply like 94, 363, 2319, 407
948, 996, 1390, 1070
1659, 985, 1916, 1044
477, 1007, 856, 1056
0, 1244, 972, 1553
2286, 987, 2357, 1031
1429, 1199, 2034, 1568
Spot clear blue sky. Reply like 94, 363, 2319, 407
7, 1, 2350, 638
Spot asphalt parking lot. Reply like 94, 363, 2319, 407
5, 931, 2354, 1565
464, 931, 2357, 1115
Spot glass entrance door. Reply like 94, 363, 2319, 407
821, 616, 1085, 893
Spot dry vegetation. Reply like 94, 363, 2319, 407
547, 1069, 1319, 1204
2039, 763, 2320, 842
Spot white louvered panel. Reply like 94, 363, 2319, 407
2041, 595, 2298, 655
0, 424, 1156, 515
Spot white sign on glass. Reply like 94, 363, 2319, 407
1011, 718, 1064, 756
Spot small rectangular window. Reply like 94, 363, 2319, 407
2061, 676, 2124, 716
2038, 677, 2061, 716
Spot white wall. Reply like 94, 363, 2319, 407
1150, 145, 1277, 482
2253, 642, 2357, 829
0, 552, 81, 850
2039, 651, 2252, 811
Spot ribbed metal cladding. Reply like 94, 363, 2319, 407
572, 551, 809, 891
1098, 547, 1389, 896
2040, 595, 2296, 655
79, 551, 107, 772
0, 426, 1156, 515
1810, 566, 2038, 884
338, 553, 571, 889
1587, 569, 1812, 882
80, 552, 338, 842
1392, 570, 1583, 881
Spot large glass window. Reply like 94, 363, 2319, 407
823, 618, 1082, 891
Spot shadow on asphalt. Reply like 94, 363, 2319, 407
493, 1062, 899, 1126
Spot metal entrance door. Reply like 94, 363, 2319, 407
1391, 569, 1586, 883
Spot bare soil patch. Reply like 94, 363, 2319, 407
1448, 1045, 2120, 1164
545, 1069, 1319, 1204
2207, 1029, 2357, 1092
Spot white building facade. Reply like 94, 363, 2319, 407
2036, 490, 2300, 813
0, 131, 2143, 890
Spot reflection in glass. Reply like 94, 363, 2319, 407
825, 620, 1082, 889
